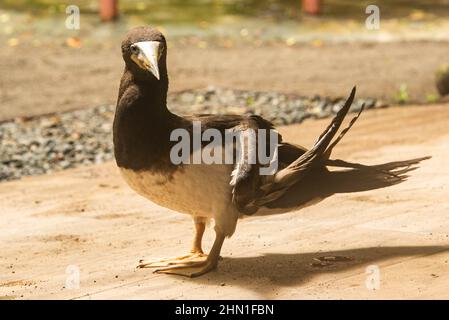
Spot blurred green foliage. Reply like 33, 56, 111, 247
425, 93, 439, 103
396, 84, 410, 104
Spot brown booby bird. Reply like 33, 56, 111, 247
113, 26, 366, 277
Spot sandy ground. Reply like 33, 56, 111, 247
2, 41, 449, 121
1, 103, 449, 299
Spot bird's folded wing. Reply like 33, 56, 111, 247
182, 113, 280, 214
227, 115, 281, 214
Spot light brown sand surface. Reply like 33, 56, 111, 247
1, 104, 449, 299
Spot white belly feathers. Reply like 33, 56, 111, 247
120, 164, 235, 217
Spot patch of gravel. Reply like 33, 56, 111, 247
0, 106, 114, 181
0, 87, 385, 182
172, 86, 382, 124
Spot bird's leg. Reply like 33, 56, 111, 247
138, 218, 207, 268
190, 219, 206, 255
153, 226, 226, 277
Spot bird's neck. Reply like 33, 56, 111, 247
118, 68, 169, 113
113, 69, 176, 171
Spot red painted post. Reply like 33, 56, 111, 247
302, 0, 321, 15
100, 0, 119, 21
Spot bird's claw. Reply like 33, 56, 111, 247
137, 252, 207, 268
153, 259, 217, 278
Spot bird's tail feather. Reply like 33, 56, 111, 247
273, 86, 360, 188
256, 87, 362, 206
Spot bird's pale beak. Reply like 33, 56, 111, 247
131, 41, 160, 80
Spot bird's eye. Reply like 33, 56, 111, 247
130, 45, 139, 54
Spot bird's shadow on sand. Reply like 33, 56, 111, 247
194, 245, 449, 297
188, 157, 442, 295
263, 156, 431, 213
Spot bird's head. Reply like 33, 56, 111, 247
121, 26, 167, 82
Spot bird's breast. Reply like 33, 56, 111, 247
120, 164, 235, 217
